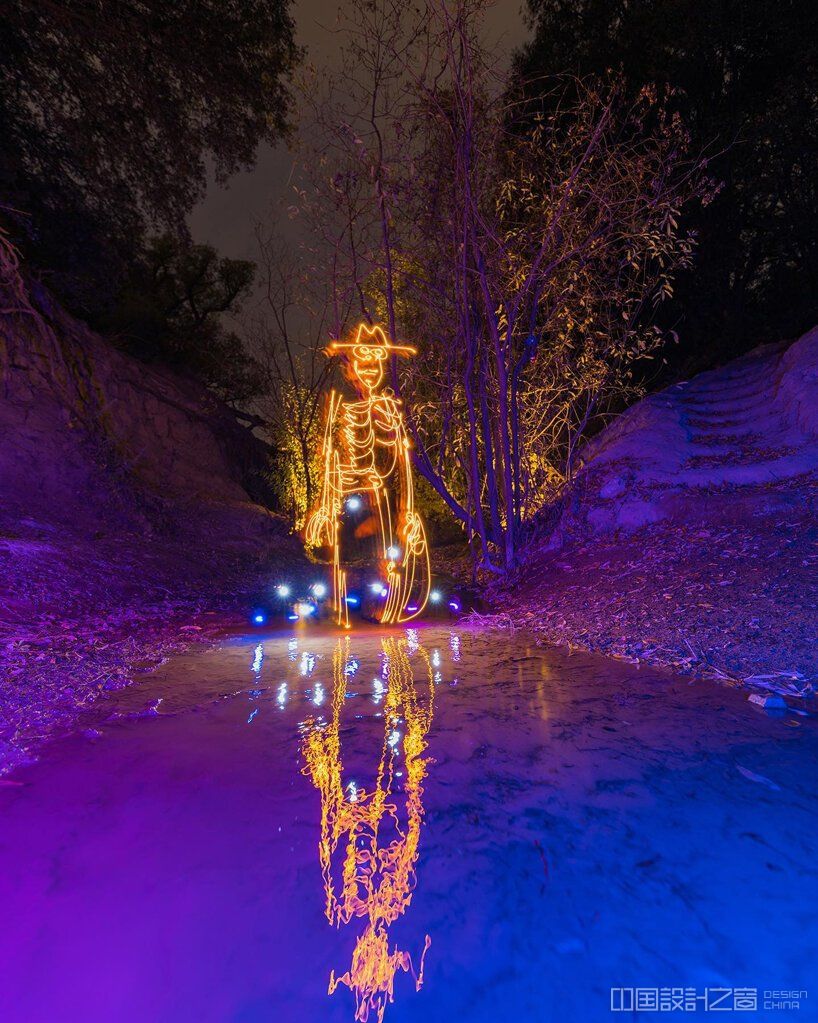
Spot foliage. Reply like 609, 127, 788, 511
105, 235, 262, 403
266, 380, 325, 528
291, 0, 712, 572
517, 0, 818, 371
250, 229, 336, 526
0, 0, 299, 314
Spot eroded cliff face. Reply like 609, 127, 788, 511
0, 274, 304, 772
0, 281, 282, 546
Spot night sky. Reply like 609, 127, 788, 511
189, 0, 530, 266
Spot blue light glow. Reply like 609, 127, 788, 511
345, 595, 360, 606
276, 584, 291, 599
346, 495, 362, 511
430, 589, 442, 604
252, 612, 266, 625
311, 582, 327, 599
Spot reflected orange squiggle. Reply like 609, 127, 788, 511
301, 636, 434, 1022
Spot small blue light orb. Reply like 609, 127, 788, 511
252, 612, 266, 625
346, 496, 362, 512
429, 589, 442, 604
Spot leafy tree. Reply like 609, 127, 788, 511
105, 235, 262, 403
292, 0, 711, 572
517, 0, 818, 371
0, 0, 299, 313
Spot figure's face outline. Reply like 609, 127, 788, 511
351, 344, 386, 392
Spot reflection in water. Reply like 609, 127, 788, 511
301, 636, 435, 1022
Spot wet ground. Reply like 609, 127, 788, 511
1, 624, 815, 1022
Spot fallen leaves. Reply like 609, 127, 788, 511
489, 507, 818, 705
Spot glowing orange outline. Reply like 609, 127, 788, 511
305, 324, 430, 627
301, 636, 434, 1022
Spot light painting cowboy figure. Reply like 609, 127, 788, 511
305, 323, 431, 627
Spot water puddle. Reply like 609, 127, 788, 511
0, 625, 815, 1021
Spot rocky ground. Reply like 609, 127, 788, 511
489, 329, 818, 707
488, 505, 817, 702
0, 512, 306, 775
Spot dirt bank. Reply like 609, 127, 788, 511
0, 266, 305, 773
494, 330, 818, 704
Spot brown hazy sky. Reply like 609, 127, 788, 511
189, 0, 531, 262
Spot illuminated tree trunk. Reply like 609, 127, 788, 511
293, 0, 712, 576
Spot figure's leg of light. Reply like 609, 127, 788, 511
372, 481, 388, 560
332, 524, 344, 628
327, 449, 350, 628
373, 484, 400, 625
382, 479, 395, 560
340, 570, 349, 629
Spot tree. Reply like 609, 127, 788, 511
0, 0, 300, 314
250, 229, 338, 526
105, 235, 262, 403
292, 0, 712, 572
517, 0, 818, 372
